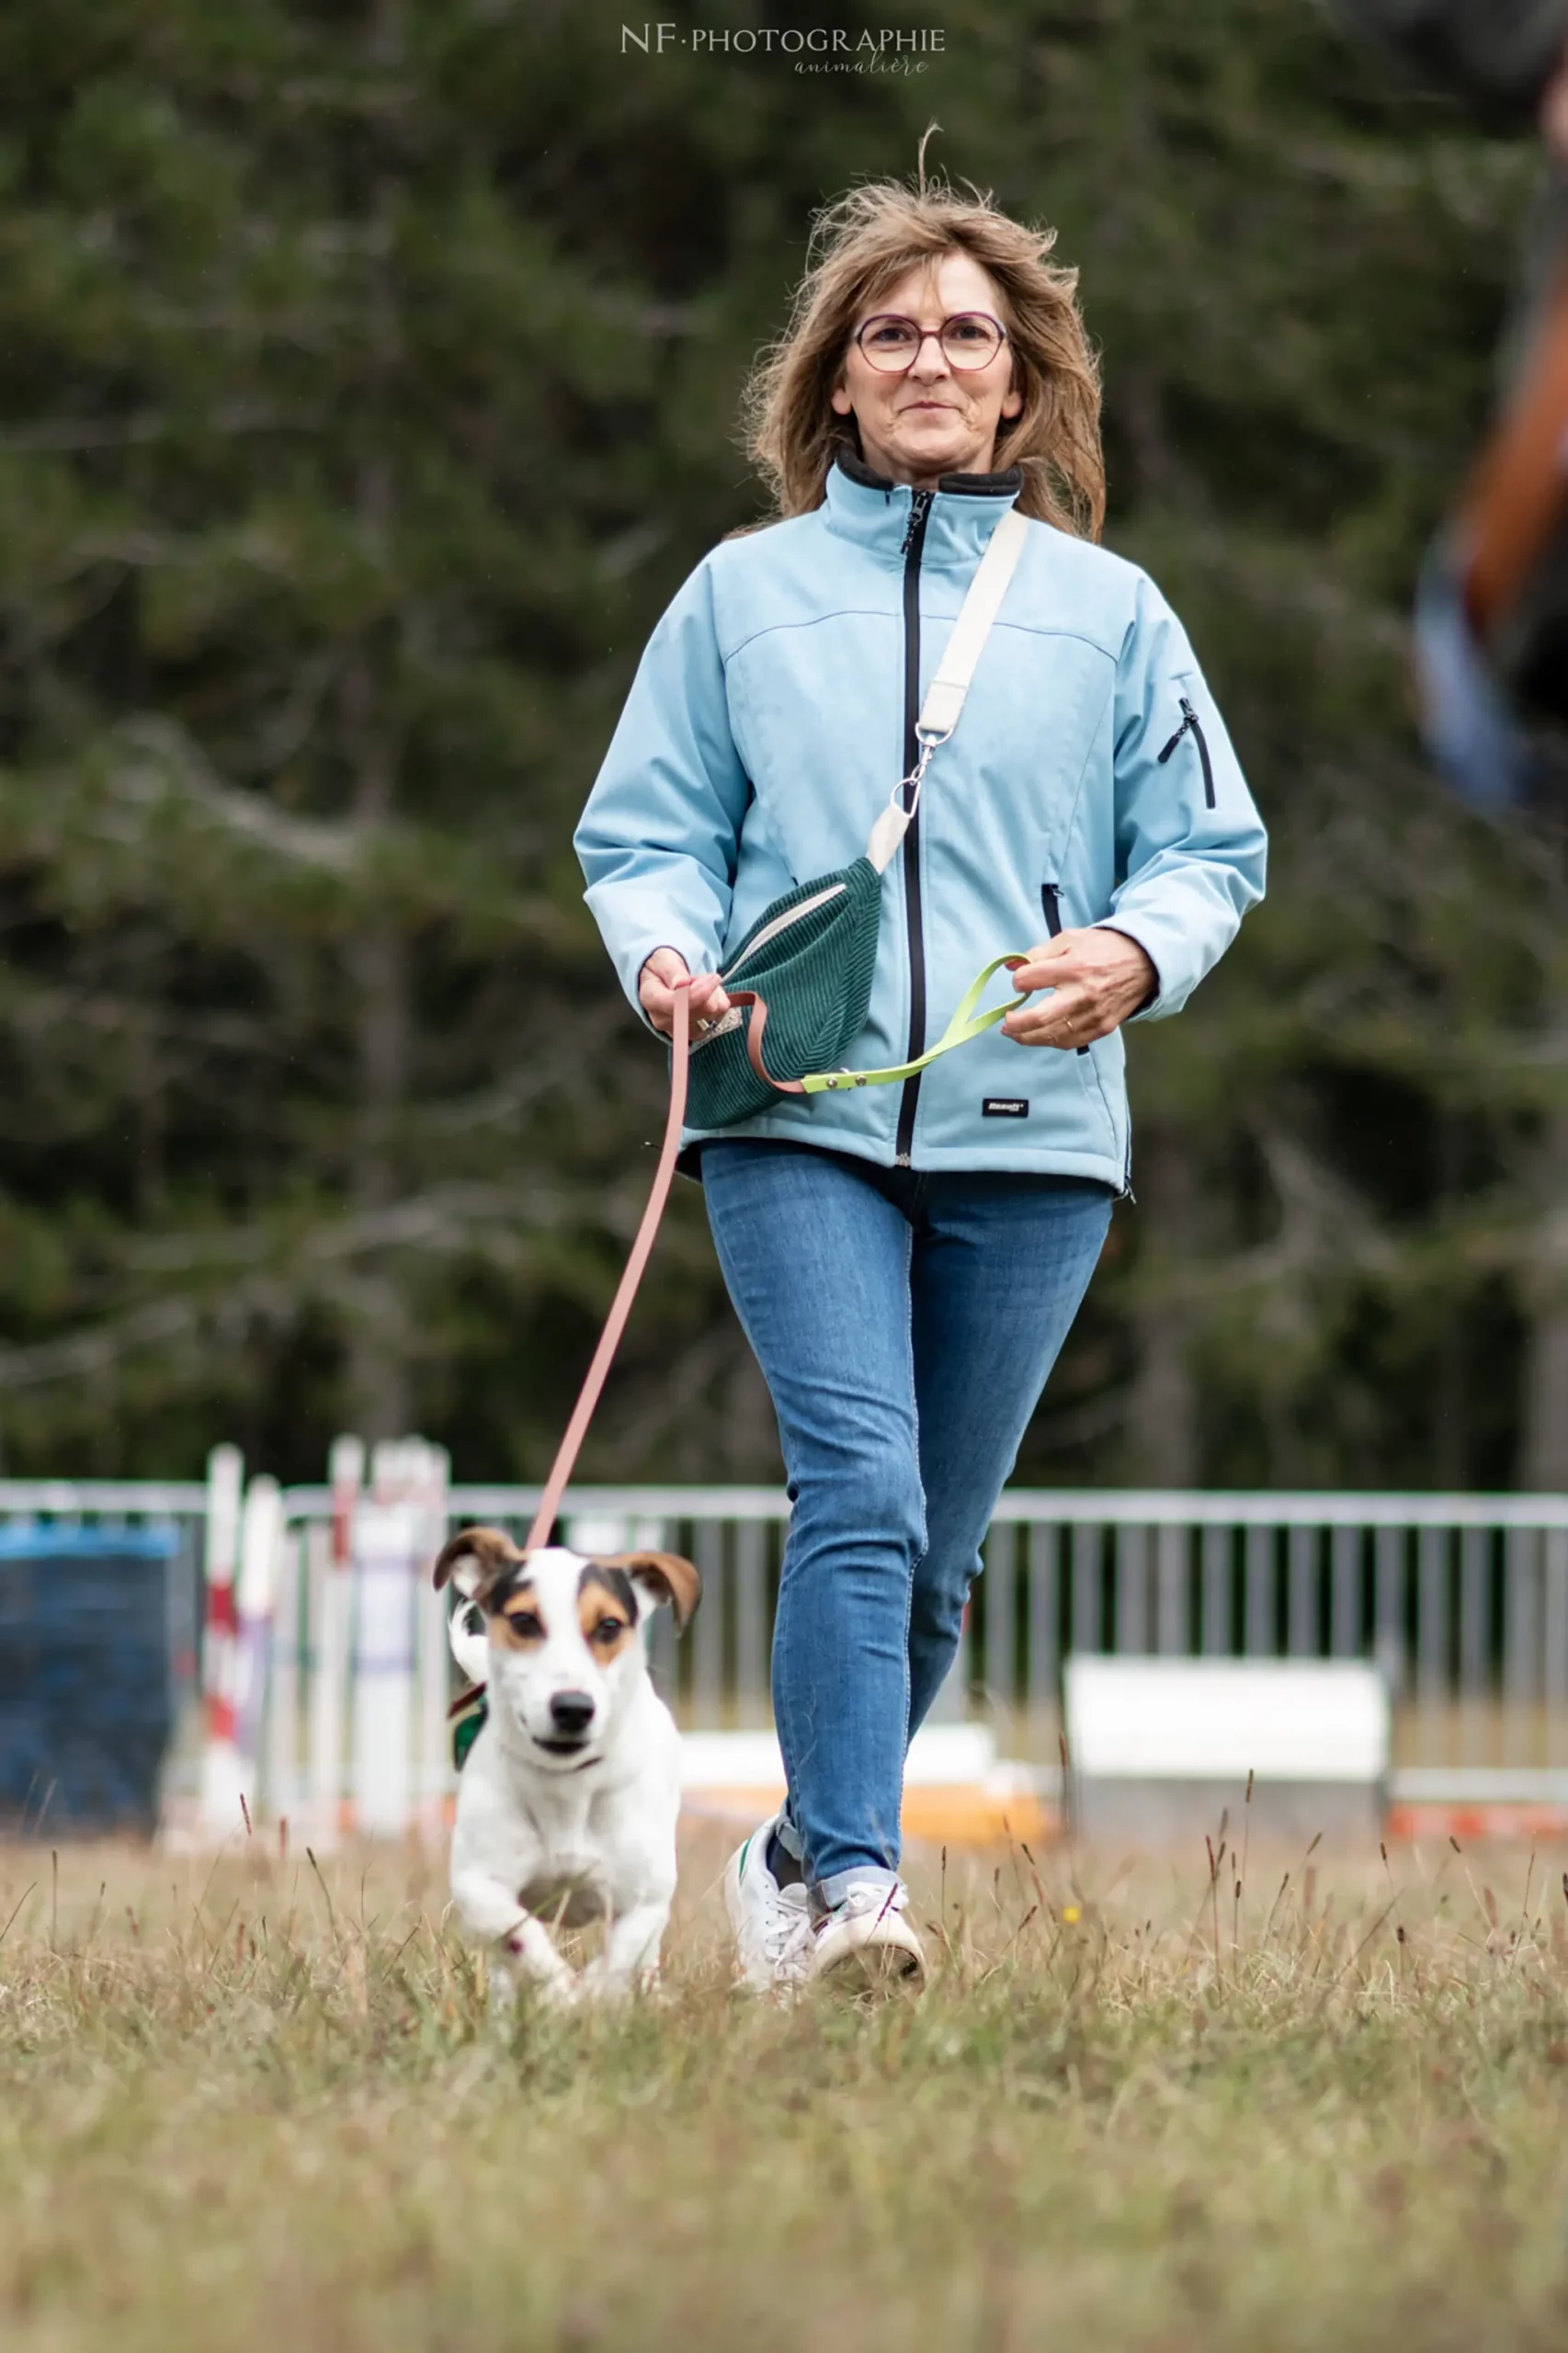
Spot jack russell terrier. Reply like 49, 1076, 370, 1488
433, 1527, 700, 2006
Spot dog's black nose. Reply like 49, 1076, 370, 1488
550, 1690, 596, 1736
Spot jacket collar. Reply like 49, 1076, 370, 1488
822, 441, 1024, 571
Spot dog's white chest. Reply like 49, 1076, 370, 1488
515, 1792, 604, 1916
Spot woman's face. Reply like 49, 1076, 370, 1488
831, 250, 1024, 489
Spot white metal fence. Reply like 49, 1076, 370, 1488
6, 1473, 1568, 1830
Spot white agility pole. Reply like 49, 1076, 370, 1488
301, 1519, 332, 1835
234, 1474, 282, 1825
415, 1438, 452, 1840
199, 1443, 246, 1839
309, 1434, 361, 1848
266, 1519, 305, 1833
351, 1438, 421, 1838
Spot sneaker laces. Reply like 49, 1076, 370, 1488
825, 1880, 909, 1927
764, 1882, 812, 1975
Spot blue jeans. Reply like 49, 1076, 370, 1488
700, 1140, 1112, 1908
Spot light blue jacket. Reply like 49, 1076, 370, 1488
575, 449, 1267, 1189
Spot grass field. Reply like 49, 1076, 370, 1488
3, 1820, 1568, 2352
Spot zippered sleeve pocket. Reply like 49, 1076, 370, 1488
1156, 695, 1216, 808
1040, 883, 1090, 1056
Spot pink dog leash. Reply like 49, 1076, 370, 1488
522, 978, 694, 1552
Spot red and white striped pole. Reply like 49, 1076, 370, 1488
415, 1439, 452, 1841
199, 1443, 246, 1838
235, 1474, 282, 1810
331, 1432, 361, 1573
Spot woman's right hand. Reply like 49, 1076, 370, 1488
638, 949, 733, 1040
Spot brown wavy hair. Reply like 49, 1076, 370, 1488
741, 159, 1105, 540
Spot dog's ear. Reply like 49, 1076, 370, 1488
447, 1596, 491, 1687
432, 1526, 524, 1605
600, 1551, 701, 1634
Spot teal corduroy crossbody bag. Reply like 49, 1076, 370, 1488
685, 506, 1030, 1130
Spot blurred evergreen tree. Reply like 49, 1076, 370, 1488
0, 0, 1556, 1489
0, 0, 931, 1476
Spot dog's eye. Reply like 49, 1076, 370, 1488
503, 1610, 543, 1639
591, 1618, 626, 1644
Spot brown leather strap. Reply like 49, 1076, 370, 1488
523, 980, 694, 1552
724, 988, 807, 1096
1463, 256, 1568, 639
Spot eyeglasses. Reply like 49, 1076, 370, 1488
852, 312, 1008, 374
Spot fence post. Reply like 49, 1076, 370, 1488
1071, 1522, 1102, 1654
1288, 1524, 1317, 1657
691, 1519, 726, 1730
1115, 1524, 1149, 1654
733, 1518, 769, 1721
1244, 1526, 1273, 1655
1503, 1527, 1538, 1768
1155, 1523, 1188, 1655
983, 1522, 1018, 1732
1546, 1529, 1568, 1771
1027, 1522, 1060, 1748
1417, 1526, 1450, 1768
1200, 1525, 1230, 1656
1374, 1525, 1405, 1696
1330, 1527, 1360, 1658
1457, 1526, 1489, 1767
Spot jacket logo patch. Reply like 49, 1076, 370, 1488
983, 1098, 1029, 1118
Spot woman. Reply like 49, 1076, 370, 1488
575, 170, 1267, 1991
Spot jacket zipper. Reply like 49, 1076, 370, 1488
1040, 883, 1089, 1056
1157, 696, 1215, 808
893, 488, 934, 1165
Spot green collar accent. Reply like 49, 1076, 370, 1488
451, 1689, 488, 1772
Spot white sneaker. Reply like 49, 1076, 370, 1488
810, 1880, 926, 1993
723, 1816, 813, 1992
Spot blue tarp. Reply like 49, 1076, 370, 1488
0, 1528, 180, 1833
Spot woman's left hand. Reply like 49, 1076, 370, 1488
1001, 926, 1158, 1049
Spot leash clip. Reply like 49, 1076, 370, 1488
896, 733, 942, 822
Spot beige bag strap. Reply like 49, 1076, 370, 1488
866, 506, 1029, 873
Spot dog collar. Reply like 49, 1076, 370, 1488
449, 1682, 488, 1772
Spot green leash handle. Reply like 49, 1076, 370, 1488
727, 953, 1032, 1100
